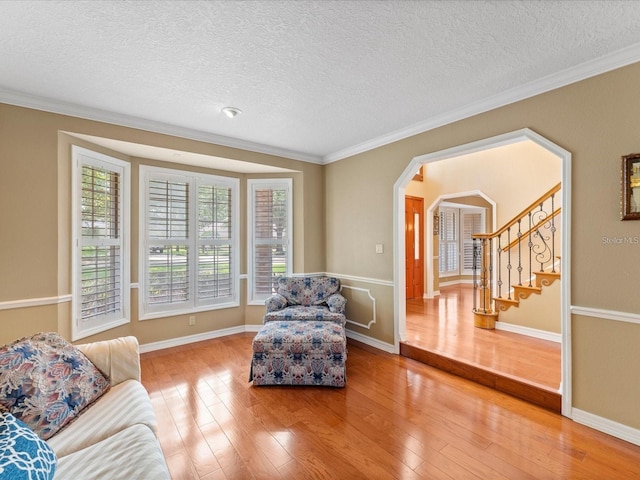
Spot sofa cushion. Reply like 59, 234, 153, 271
46, 379, 157, 458
0, 332, 110, 440
54, 424, 170, 480
0, 411, 57, 480
264, 306, 346, 326
276, 276, 340, 306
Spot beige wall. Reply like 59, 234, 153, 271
3, 60, 640, 431
0, 103, 324, 346
325, 62, 640, 428
423, 140, 561, 226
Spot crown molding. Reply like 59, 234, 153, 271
323, 41, 640, 164
4, 41, 640, 167
0, 88, 323, 165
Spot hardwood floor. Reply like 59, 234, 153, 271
141, 333, 640, 479
403, 284, 562, 410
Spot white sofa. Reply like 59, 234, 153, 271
46, 336, 170, 480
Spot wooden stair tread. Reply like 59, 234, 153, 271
535, 271, 561, 287
514, 285, 542, 293
492, 271, 560, 314
494, 297, 519, 312
514, 285, 542, 301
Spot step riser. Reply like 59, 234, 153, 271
400, 342, 561, 413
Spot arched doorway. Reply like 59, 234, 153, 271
393, 128, 572, 416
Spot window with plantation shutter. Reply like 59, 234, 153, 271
72, 147, 130, 341
140, 166, 238, 319
248, 179, 292, 304
147, 179, 190, 306
197, 184, 233, 301
439, 207, 458, 276
439, 205, 486, 277
462, 209, 485, 274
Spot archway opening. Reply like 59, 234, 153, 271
393, 128, 572, 416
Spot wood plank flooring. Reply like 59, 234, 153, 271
403, 284, 562, 410
141, 333, 640, 479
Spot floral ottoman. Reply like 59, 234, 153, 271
250, 321, 347, 387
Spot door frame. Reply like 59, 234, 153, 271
392, 127, 572, 417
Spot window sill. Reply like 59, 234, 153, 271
139, 301, 240, 321
73, 317, 130, 342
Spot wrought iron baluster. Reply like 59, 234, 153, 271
528, 210, 534, 287
472, 238, 479, 312
506, 227, 512, 300
517, 219, 523, 287
551, 193, 557, 273
488, 237, 494, 312
496, 236, 503, 299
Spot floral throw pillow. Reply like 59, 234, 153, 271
0, 332, 110, 440
0, 411, 56, 479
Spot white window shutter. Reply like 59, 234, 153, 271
248, 179, 292, 304
140, 166, 239, 319
462, 210, 485, 274
72, 147, 130, 340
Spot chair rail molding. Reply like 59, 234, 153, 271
0, 294, 72, 311
570, 305, 640, 325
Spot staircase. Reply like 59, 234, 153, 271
493, 268, 560, 313
472, 183, 561, 330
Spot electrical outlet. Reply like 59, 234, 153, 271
375, 244, 384, 254
188, 315, 196, 326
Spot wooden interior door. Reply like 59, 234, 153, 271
405, 196, 424, 299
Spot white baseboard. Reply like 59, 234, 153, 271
345, 330, 395, 353
572, 408, 640, 447
139, 325, 249, 353
140, 323, 395, 354
494, 321, 561, 343
438, 279, 473, 287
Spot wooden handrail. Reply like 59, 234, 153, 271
502, 207, 562, 251
472, 182, 561, 240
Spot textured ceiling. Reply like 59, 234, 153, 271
2, 0, 640, 164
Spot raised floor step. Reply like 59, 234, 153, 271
399, 341, 561, 413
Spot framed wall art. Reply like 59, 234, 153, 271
621, 153, 640, 220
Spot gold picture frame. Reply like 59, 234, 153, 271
621, 153, 640, 220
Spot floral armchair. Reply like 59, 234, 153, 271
264, 276, 347, 326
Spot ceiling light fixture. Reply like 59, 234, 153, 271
221, 106, 242, 118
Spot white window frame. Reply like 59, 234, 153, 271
247, 178, 293, 305
72, 146, 130, 341
139, 166, 239, 320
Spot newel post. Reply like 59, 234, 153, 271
472, 236, 498, 329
